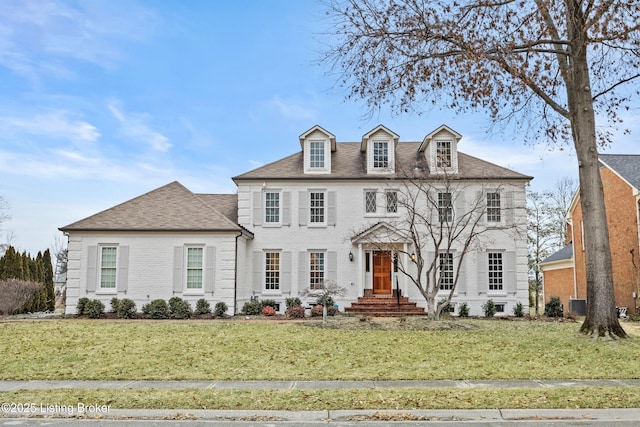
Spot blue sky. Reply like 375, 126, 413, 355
1, 0, 639, 256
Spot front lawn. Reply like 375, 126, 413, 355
1, 317, 639, 381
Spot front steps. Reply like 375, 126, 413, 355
344, 290, 426, 316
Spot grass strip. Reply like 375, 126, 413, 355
1, 387, 639, 410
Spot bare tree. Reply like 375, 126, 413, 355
302, 281, 346, 324
324, 0, 638, 337
527, 191, 557, 315
549, 177, 577, 246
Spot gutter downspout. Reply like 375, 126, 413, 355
234, 230, 243, 316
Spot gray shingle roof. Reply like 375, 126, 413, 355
539, 244, 573, 265
599, 154, 640, 190
60, 181, 240, 232
233, 142, 532, 181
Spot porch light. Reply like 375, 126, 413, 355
411, 252, 416, 262
349, 251, 354, 262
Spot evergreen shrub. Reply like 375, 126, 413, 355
116, 298, 136, 319
214, 301, 228, 317
482, 299, 496, 318
169, 297, 192, 319
142, 299, 169, 319
195, 299, 211, 315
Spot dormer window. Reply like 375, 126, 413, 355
309, 140, 325, 169
373, 141, 389, 168
436, 140, 452, 168
300, 125, 335, 174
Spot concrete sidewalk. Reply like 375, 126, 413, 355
2, 378, 640, 391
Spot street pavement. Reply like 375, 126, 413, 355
1, 380, 640, 425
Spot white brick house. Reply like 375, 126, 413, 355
61, 124, 531, 316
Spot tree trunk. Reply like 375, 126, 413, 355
567, 8, 626, 338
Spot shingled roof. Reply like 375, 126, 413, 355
599, 154, 640, 190
60, 181, 240, 232
233, 142, 532, 181
539, 244, 573, 266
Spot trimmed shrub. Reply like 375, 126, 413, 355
482, 299, 496, 318
214, 301, 228, 317
142, 299, 170, 319
110, 297, 120, 313
195, 299, 211, 315
458, 302, 470, 318
311, 304, 339, 317
76, 297, 90, 315
261, 305, 276, 316
513, 302, 525, 318
286, 297, 302, 308
316, 295, 334, 307
261, 299, 278, 310
84, 299, 105, 319
169, 297, 192, 319
116, 298, 136, 319
242, 301, 262, 315
544, 296, 564, 318
285, 305, 305, 318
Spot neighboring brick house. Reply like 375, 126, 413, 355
61, 124, 532, 316
540, 154, 640, 315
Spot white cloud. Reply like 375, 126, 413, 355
268, 96, 317, 120
0, 0, 160, 82
108, 102, 172, 152
0, 110, 100, 143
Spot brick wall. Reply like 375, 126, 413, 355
572, 166, 640, 314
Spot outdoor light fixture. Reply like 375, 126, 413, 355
411, 252, 416, 262
349, 251, 354, 262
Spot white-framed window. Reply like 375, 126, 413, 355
99, 246, 117, 289
373, 141, 389, 168
488, 252, 503, 291
265, 252, 280, 290
186, 247, 203, 290
438, 192, 453, 223
486, 192, 501, 223
365, 191, 377, 214
436, 140, 452, 168
310, 192, 325, 223
439, 252, 454, 290
495, 303, 505, 313
309, 252, 325, 290
309, 140, 325, 169
265, 191, 280, 223
386, 191, 398, 214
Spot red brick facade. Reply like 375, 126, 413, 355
570, 166, 640, 314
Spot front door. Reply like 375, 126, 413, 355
372, 251, 392, 295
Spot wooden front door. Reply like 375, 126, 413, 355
372, 251, 392, 295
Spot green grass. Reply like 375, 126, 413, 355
1, 387, 640, 410
1, 318, 639, 381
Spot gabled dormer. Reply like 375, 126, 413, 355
361, 125, 400, 174
299, 125, 336, 174
419, 125, 462, 174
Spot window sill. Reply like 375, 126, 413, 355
184, 290, 205, 296
96, 289, 117, 295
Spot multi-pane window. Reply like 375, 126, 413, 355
438, 192, 453, 223
309, 252, 325, 290
186, 247, 203, 289
309, 140, 325, 168
265, 252, 280, 290
488, 252, 503, 291
386, 191, 398, 213
373, 141, 389, 168
439, 252, 454, 290
310, 192, 325, 223
486, 192, 501, 222
100, 247, 117, 289
265, 192, 280, 223
365, 191, 377, 213
436, 140, 452, 167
